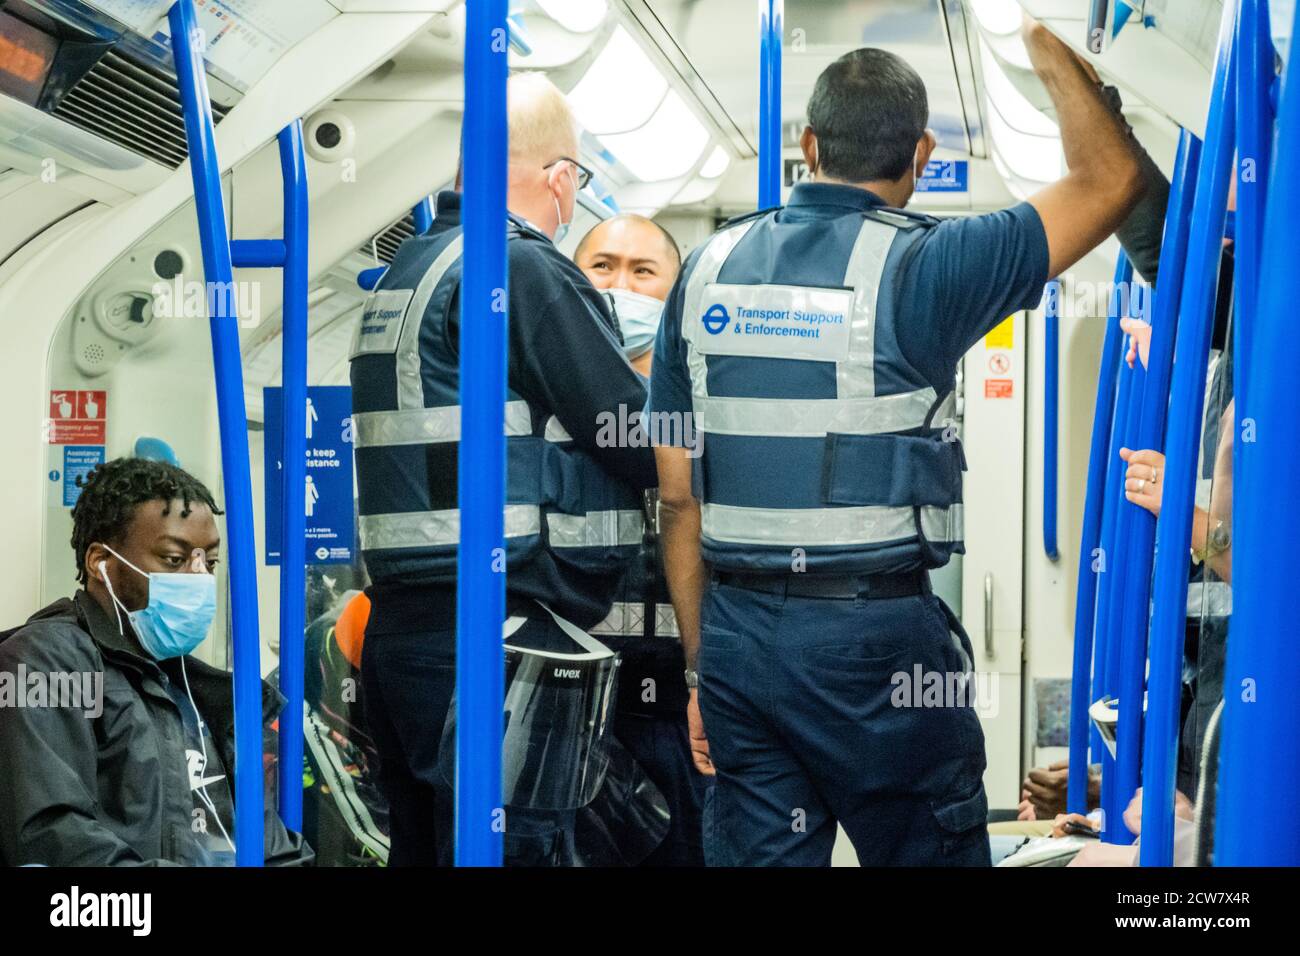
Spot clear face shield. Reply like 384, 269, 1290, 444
438, 604, 620, 811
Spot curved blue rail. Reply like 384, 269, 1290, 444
274, 121, 310, 833
1143, 0, 1238, 864
167, 0, 264, 865
1118, 129, 1199, 867
1043, 281, 1060, 562
1068, 253, 1130, 816
1216, 0, 1299, 866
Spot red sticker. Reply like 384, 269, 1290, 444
48, 390, 107, 444
985, 379, 1013, 399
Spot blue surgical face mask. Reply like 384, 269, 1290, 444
99, 546, 217, 660
606, 288, 664, 359
552, 165, 577, 245
553, 195, 572, 245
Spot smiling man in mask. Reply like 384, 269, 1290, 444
575, 213, 681, 377
574, 215, 706, 865
0, 457, 311, 866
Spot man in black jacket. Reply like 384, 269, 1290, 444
0, 457, 311, 866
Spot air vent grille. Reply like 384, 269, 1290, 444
51, 50, 231, 169
362, 212, 417, 265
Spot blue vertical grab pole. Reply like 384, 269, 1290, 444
167, 0, 264, 865
456, 0, 507, 867
1093, 284, 1135, 840
758, 0, 783, 208
1128, 130, 1199, 866
1107, 298, 1149, 840
1232, 0, 1274, 411
1217, 0, 1300, 866
1043, 280, 1061, 562
275, 120, 309, 832
1069, 254, 1128, 814
1144, 0, 1238, 863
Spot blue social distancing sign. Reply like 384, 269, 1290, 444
264, 385, 355, 566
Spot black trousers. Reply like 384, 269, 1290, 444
360, 623, 457, 866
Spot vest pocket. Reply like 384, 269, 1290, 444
541, 445, 644, 574
822, 433, 963, 508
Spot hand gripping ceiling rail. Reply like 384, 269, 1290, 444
167, 0, 309, 864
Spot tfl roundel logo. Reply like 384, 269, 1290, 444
702, 303, 730, 335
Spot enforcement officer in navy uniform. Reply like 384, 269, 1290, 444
647, 22, 1143, 866
349, 74, 655, 865
575, 214, 707, 866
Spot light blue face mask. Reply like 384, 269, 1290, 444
551, 164, 578, 245
553, 195, 572, 245
99, 546, 217, 660
606, 288, 664, 360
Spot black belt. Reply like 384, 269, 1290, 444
713, 569, 930, 600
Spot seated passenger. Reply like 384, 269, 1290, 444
574, 214, 707, 866
0, 457, 312, 866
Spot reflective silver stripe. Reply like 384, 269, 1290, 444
655, 604, 681, 638
353, 400, 531, 447
931, 390, 957, 427
590, 601, 681, 639
543, 416, 573, 443
930, 502, 963, 545
546, 509, 644, 548
837, 218, 896, 399
701, 503, 961, 547
359, 503, 541, 550
396, 235, 464, 411
692, 388, 937, 437
682, 220, 759, 398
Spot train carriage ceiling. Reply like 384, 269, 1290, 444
628, 0, 986, 165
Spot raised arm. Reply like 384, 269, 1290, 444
1023, 15, 1145, 277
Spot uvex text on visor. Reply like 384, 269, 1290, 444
439, 603, 619, 811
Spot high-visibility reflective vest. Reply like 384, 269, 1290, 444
349, 221, 644, 621
681, 208, 964, 574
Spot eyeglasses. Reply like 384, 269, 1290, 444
544, 156, 594, 191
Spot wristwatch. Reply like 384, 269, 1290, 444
1191, 519, 1231, 564
684, 668, 699, 690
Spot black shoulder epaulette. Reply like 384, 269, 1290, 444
864, 205, 940, 230
719, 204, 782, 230
506, 214, 550, 242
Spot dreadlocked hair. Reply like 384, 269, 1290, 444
71, 457, 223, 584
